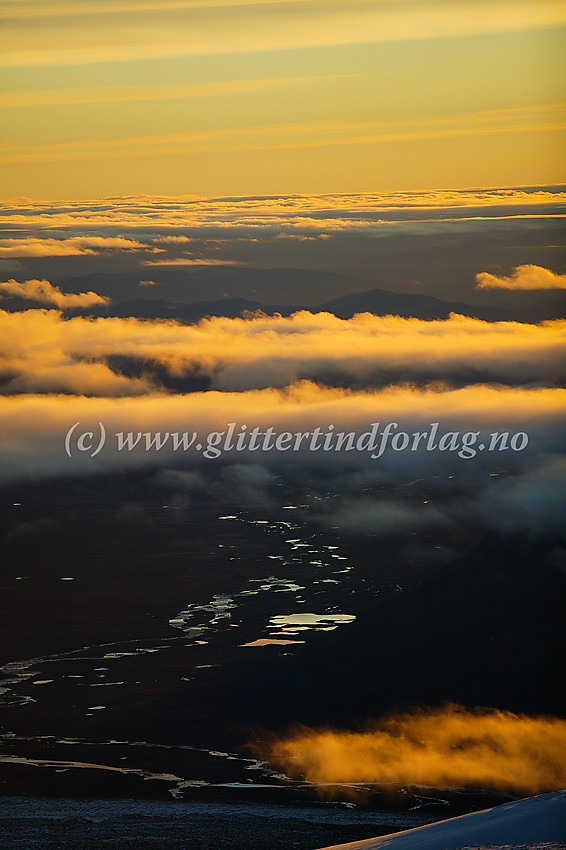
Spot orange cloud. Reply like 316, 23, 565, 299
261, 705, 566, 795
0, 279, 109, 308
476, 264, 566, 290
0, 236, 154, 257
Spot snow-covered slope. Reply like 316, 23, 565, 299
316, 790, 566, 849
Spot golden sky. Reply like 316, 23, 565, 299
1, 0, 565, 197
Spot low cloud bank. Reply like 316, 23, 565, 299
1, 308, 565, 395
0, 383, 564, 488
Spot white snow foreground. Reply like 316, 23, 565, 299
316, 790, 566, 850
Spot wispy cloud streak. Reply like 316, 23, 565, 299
2, 1, 564, 67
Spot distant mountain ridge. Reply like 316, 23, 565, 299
88, 285, 566, 323
2, 275, 565, 322
105, 297, 300, 321
317, 288, 510, 320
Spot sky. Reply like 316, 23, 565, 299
1, 0, 565, 198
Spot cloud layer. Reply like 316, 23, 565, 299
0, 307, 564, 513
1, 308, 565, 395
1, 189, 563, 307
3, 188, 562, 235
0, 383, 564, 489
